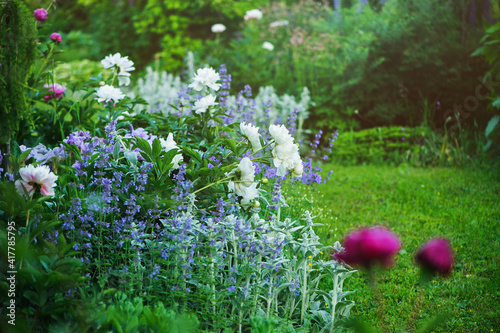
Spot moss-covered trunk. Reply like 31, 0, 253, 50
0, 0, 36, 171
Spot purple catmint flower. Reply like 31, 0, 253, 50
416, 239, 454, 276
333, 227, 401, 269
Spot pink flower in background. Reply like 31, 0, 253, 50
416, 238, 454, 276
15, 164, 58, 198
333, 227, 401, 269
244, 9, 263, 21
270, 20, 289, 28
50, 32, 62, 43
33, 8, 48, 22
43, 83, 66, 101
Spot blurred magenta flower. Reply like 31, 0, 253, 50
416, 238, 454, 276
333, 227, 401, 269
50, 32, 62, 44
43, 83, 66, 101
33, 8, 48, 22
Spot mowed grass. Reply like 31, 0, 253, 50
285, 164, 500, 332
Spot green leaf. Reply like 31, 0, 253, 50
124, 151, 138, 166
485, 115, 500, 138
113, 141, 121, 161
152, 138, 162, 160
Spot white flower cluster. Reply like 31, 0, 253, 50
244, 9, 263, 21
211, 23, 226, 33
269, 124, 303, 177
262, 41, 274, 51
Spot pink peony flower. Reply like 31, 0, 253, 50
15, 164, 58, 198
50, 32, 62, 44
33, 8, 48, 22
43, 83, 66, 101
416, 238, 454, 276
244, 9, 263, 21
333, 227, 401, 269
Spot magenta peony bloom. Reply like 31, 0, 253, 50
43, 83, 66, 101
50, 32, 62, 44
15, 164, 58, 198
33, 8, 48, 22
416, 238, 454, 276
333, 227, 401, 269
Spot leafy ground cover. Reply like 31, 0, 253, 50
287, 164, 500, 332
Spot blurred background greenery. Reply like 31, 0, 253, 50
22, 0, 500, 165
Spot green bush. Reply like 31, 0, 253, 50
205, 0, 491, 132
0, 0, 37, 156
329, 126, 435, 166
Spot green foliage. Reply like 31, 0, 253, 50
92, 292, 199, 333
472, 21, 500, 159
0, 176, 87, 332
133, 0, 267, 71
205, 0, 489, 131
0, 0, 37, 149
53, 59, 108, 87
329, 126, 435, 166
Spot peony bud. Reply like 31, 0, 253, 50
252, 201, 260, 208
50, 32, 62, 44
416, 238, 454, 276
261, 178, 268, 184
333, 227, 401, 269
33, 8, 48, 23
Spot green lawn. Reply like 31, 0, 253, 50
287, 165, 500, 332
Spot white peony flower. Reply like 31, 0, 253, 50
272, 142, 301, 177
95, 85, 125, 104
15, 164, 58, 198
244, 9, 263, 21
194, 94, 218, 114
189, 67, 221, 91
101, 53, 135, 87
240, 122, 262, 153
262, 42, 274, 51
269, 124, 302, 177
159, 133, 183, 170
240, 183, 259, 206
269, 124, 294, 145
211, 23, 226, 33
228, 157, 258, 204
292, 160, 303, 177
